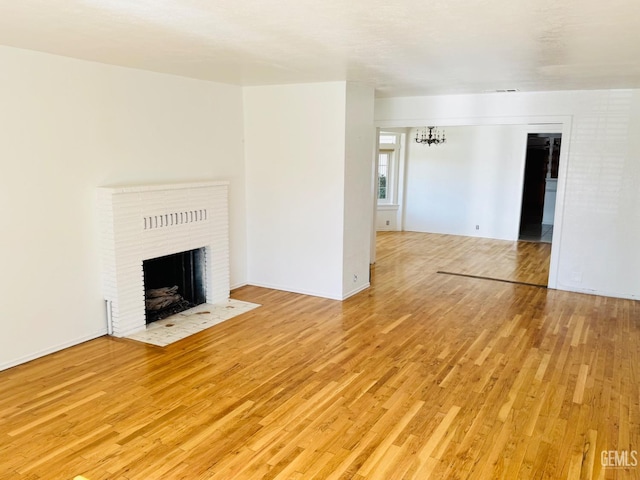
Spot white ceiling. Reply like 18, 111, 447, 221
1, 0, 640, 97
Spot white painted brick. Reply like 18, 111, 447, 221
98, 181, 230, 337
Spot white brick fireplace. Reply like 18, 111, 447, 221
98, 181, 230, 337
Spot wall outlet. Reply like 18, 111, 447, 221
386, 220, 390, 225
571, 269, 583, 283
353, 274, 358, 283
476, 225, 479, 230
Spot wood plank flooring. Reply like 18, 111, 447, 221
388, 232, 552, 287
1, 232, 639, 479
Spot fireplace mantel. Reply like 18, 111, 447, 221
98, 181, 230, 337
99, 180, 229, 194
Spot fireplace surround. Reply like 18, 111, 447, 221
98, 181, 230, 337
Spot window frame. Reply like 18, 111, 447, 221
377, 132, 400, 206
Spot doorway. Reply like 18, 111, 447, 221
519, 133, 562, 243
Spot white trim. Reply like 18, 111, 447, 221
376, 115, 570, 128
557, 285, 640, 301
396, 130, 408, 231
247, 281, 345, 301
516, 122, 571, 290
370, 128, 381, 264
377, 204, 400, 211
0, 329, 108, 372
99, 180, 229, 194
342, 282, 371, 300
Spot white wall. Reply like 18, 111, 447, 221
376, 89, 640, 300
542, 179, 557, 225
403, 125, 528, 240
376, 206, 401, 231
244, 82, 375, 300
243, 83, 347, 299
343, 83, 375, 297
0, 46, 246, 370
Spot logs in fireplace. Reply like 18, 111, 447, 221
145, 285, 194, 323
146, 285, 181, 311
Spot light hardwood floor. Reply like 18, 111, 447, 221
1, 232, 639, 479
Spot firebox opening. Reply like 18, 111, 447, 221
143, 248, 206, 324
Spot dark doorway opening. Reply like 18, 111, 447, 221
519, 133, 561, 243
143, 248, 206, 323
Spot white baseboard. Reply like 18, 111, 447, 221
0, 328, 108, 372
230, 282, 248, 291
246, 281, 371, 301
247, 281, 343, 301
342, 283, 371, 300
555, 284, 640, 301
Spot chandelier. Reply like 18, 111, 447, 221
415, 126, 446, 146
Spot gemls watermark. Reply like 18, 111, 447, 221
601, 450, 638, 468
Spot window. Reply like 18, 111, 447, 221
378, 151, 391, 201
379, 134, 397, 145
377, 132, 400, 205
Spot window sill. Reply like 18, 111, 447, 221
377, 204, 400, 211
